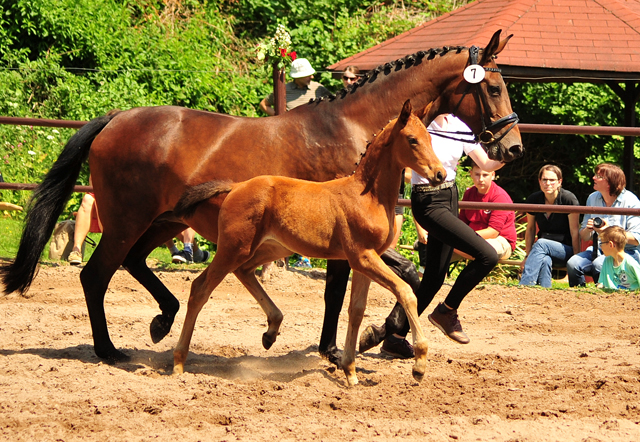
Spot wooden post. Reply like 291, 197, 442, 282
273, 63, 286, 116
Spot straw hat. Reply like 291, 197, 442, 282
290, 58, 315, 78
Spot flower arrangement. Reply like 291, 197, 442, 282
256, 24, 297, 70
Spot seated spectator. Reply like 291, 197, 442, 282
567, 163, 640, 286
519, 165, 580, 288
453, 159, 516, 261
598, 226, 640, 290
166, 228, 209, 264
68, 176, 102, 265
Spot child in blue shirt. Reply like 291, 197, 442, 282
599, 226, 640, 290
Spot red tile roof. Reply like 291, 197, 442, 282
329, 0, 640, 81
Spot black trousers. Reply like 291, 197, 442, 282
386, 186, 498, 337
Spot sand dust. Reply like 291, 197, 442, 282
1, 262, 639, 441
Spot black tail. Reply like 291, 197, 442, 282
174, 180, 233, 219
0, 113, 119, 295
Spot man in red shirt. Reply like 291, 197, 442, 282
455, 160, 517, 261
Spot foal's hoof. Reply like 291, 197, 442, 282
262, 332, 277, 350
150, 313, 175, 344
412, 367, 425, 383
96, 348, 131, 364
319, 346, 343, 368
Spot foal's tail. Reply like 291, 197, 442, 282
0, 112, 119, 295
174, 180, 234, 219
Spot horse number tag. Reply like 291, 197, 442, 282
463, 65, 485, 84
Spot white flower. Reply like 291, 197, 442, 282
52, 129, 59, 134
46, 135, 54, 140
28, 150, 36, 155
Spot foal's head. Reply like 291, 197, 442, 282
391, 100, 445, 186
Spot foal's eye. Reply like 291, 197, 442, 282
408, 137, 418, 146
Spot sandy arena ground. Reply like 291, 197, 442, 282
1, 262, 639, 441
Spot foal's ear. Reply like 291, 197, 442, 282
398, 99, 412, 128
415, 101, 434, 122
480, 29, 513, 65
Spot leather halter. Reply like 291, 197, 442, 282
429, 45, 519, 146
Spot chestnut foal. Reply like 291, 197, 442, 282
172, 100, 445, 386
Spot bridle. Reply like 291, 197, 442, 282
428, 45, 519, 146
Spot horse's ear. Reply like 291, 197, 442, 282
398, 99, 412, 128
480, 29, 513, 65
415, 101, 434, 122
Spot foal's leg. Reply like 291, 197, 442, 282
122, 220, 187, 343
234, 264, 284, 350
173, 264, 228, 374
350, 251, 428, 382
342, 271, 371, 386
319, 260, 352, 366
232, 244, 291, 349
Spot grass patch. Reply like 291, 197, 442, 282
0, 216, 23, 259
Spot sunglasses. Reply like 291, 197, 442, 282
342, 75, 357, 82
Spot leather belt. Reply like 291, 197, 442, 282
412, 180, 455, 193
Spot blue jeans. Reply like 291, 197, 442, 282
519, 239, 573, 288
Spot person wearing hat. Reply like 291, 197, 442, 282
259, 58, 330, 116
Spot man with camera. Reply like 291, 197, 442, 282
566, 163, 640, 287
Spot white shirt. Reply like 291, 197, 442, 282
411, 115, 480, 185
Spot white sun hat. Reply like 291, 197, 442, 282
289, 58, 315, 78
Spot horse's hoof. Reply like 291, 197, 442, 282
346, 375, 359, 387
150, 314, 175, 344
172, 364, 184, 375
262, 333, 276, 350
97, 348, 130, 364
412, 367, 425, 383
319, 346, 343, 368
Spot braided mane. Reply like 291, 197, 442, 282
307, 45, 469, 105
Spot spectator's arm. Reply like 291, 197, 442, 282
414, 218, 428, 244
524, 214, 536, 255
568, 212, 581, 253
259, 97, 276, 116
522, 213, 536, 270
474, 226, 500, 239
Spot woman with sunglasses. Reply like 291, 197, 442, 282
566, 163, 640, 286
519, 165, 580, 287
341, 66, 360, 88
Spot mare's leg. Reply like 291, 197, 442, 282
121, 220, 187, 343
80, 234, 140, 362
349, 251, 428, 382
342, 272, 371, 386
319, 259, 351, 366
173, 264, 228, 374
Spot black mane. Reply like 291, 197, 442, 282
308, 45, 468, 105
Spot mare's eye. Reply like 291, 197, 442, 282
408, 137, 418, 146
488, 85, 501, 96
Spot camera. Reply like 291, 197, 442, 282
592, 217, 604, 228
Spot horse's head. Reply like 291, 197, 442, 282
433, 30, 523, 163
393, 100, 445, 185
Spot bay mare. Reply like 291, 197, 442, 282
172, 101, 445, 386
1, 30, 522, 363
